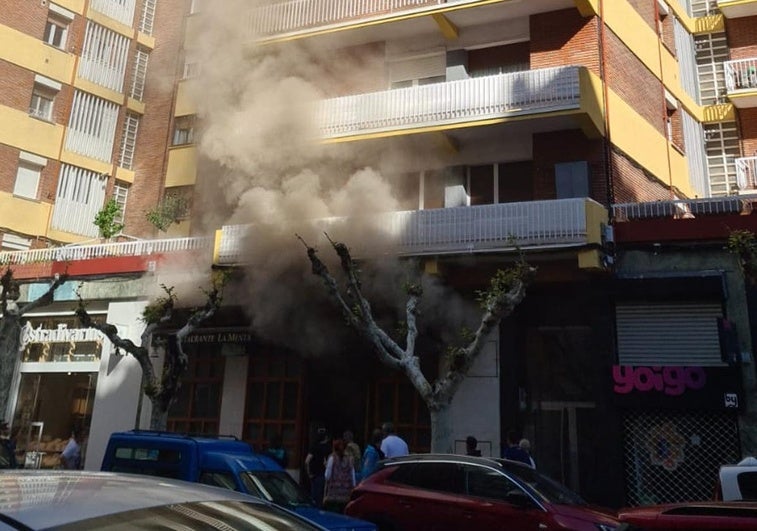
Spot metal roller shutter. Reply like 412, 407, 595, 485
388, 52, 446, 84
616, 302, 724, 366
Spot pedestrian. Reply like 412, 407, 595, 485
465, 435, 482, 457
519, 438, 536, 468
502, 430, 531, 466
361, 428, 386, 479
60, 426, 81, 470
266, 432, 288, 469
305, 427, 331, 507
343, 430, 362, 480
323, 438, 356, 514
380, 422, 409, 458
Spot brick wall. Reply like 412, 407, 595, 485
627, 0, 656, 30
532, 129, 609, 205
116, 0, 188, 237
606, 28, 665, 137
739, 108, 757, 157
611, 148, 672, 203
530, 9, 601, 75
726, 16, 757, 58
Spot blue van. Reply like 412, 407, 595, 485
101, 430, 375, 531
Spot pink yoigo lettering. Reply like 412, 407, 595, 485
612, 366, 707, 396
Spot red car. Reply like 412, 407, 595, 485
617, 501, 757, 530
344, 454, 618, 531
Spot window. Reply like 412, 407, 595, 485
51, 165, 108, 237
29, 77, 59, 121
112, 181, 129, 224
172, 116, 195, 145
199, 471, 237, 491
391, 462, 463, 494
13, 152, 47, 200
465, 465, 521, 501
129, 47, 149, 101
43, 5, 74, 50
138, 0, 156, 35
554, 161, 590, 199
182, 59, 200, 79
168, 349, 225, 435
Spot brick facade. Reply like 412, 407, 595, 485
611, 148, 672, 203
530, 9, 601, 75
739, 108, 757, 157
725, 16, 757, 58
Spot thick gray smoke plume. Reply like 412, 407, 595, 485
184, 1, 477, 356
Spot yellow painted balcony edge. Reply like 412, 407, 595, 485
702, 103, 735, 123
55, 0, 86, 14
213, 229, 223, 265
0, 106, 65, 159
585, 199, 608, 245
115, 166, 136, 185
74, 77, 124, 105
0, 25, 75, 84
0, 193, 52, 239
86, 8, 135, 39
175, 81, 196, 117
46, 227, 94, 244
60, 151, 112, 175
579, 69, 605, 138
136, 32, 156, 50
127, 98, 146, 115
165, 145, 198, 187
258, 0, 512, 44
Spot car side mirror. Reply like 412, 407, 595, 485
504, 489, 533, 509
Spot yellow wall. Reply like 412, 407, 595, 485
86, 8, 134, 38
59, 150, 112, 175
0, 25, 75, 84
74, 77, 123, 105
0, 193, 52, 237
579, 68, 606, 137
115, 166, 136, 185
54, 0, 86, 14
0, 106, 65, 159
165, 146, 197, 187
175, 81, 196, 117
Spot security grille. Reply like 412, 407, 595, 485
623, 411, 740, 506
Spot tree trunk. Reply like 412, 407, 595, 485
149, 400, 169, 431
0, 316, 21, 419
429, 403, 454, 453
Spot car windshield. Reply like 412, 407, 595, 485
49, 500, 322, 530
497, 460, 586, 505
240, 471, 315, 509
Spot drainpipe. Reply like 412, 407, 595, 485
654, 0, 676, 200
598, 0, 614, 217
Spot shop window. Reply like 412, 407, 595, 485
244, 355, 303, 466
373, 375, 431, 453
12, 372, 96, 469
167, 349, 225, 435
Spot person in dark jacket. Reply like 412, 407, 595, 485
502, 430, 531, 466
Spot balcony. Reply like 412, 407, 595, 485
214, 198, 607, 266
717, 0, 757, 18
0, 237, 213, 280
248, 0, 572, 41
318, 67, 583, 141
736, 157, 757, 193
724, 58, 757, 108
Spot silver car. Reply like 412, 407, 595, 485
0, 471, 327, 530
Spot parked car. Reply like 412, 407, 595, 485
617, 501, 757, 530
101, 430, 376, 531
715, 457, 757, 501
344, 453, 619, 531
0, 470, 326, 530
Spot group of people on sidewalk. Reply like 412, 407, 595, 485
305, 422, 409, 513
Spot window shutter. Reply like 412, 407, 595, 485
555, 161, 589, 198
13, 165, 41, 199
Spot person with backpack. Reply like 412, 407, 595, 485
323, 438, 355, 513
361, 428, 385, 479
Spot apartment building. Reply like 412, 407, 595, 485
2, 0, 757, 508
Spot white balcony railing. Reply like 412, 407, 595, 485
736, 156, 757, 191
216, 198, 598, 266
89, 0, 137, 27
724, 58, 757, 92
318, 67, 581, 139
612, 196, 752, 221
251, 0, 464, 36
0, 237, 213, 266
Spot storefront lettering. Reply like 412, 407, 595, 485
612, 365, 707, 396
21, 322, 103, 344
184, 332, 252, 344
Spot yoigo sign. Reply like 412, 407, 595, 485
611, 365, 743, 411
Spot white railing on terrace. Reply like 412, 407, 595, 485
612, 196, 752, 221
736, 156, 757, 191
318, 67, 581, 139
724, 58, 757, 92
0, 237, 212, 266
250, 0, 473, 36
216, 198, 597, 265
90, 0, 137, 27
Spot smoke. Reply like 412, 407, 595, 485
182, 2, 477, 356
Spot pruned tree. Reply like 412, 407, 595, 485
76, 275, 225, 430
0, 270, 68, 419
300, 235, 535, 452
